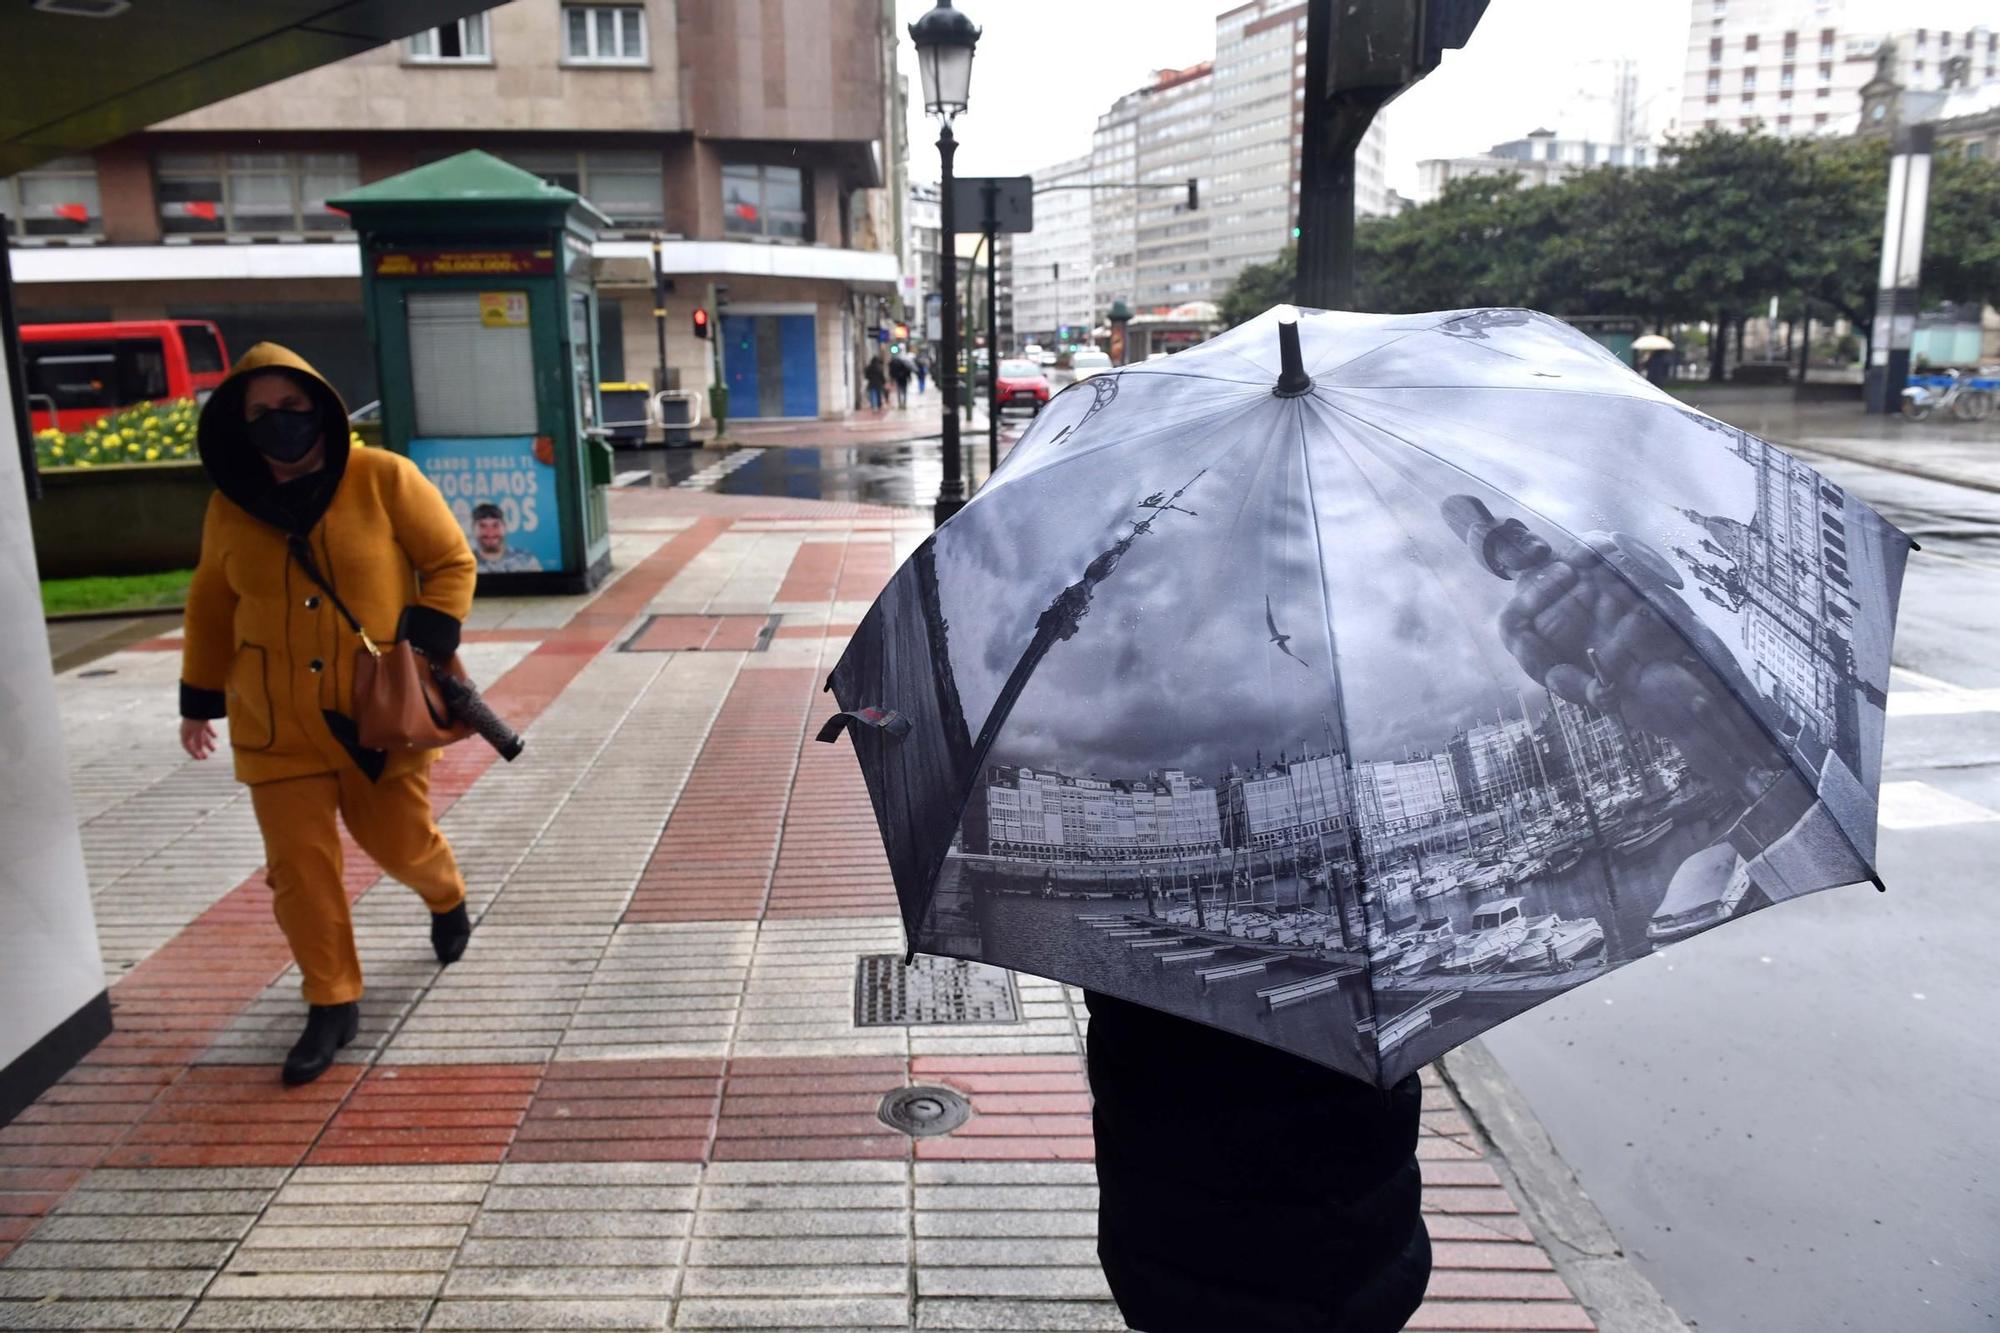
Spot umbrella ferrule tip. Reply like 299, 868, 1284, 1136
1274, 309, 1314, 397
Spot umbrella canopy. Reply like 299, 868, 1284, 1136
1632, 334, 1677, 352
821, 306, 1911, 1089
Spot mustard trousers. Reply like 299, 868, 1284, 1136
249, 763, 466, 1006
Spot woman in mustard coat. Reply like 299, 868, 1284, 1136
177, 344, 478, 1085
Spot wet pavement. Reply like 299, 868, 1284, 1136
1482, 402, 2000, 1333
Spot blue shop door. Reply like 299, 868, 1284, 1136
778, 315, 818, 417
720, 313, 819, 419
722, 314, 758, 416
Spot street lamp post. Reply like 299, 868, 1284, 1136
910, 0, 981, 527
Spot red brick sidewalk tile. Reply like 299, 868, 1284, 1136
777, 542, 845, 604
1405, 1300, 1597, 1330
713, 1057, 909, 1161
510, 1059, 722, 1163
310, 1063, 541, 1166
912, 1056, 1094, 1162
103, 1065, 359, 1169
765, 739, 898, 920
626, 669, 817, 923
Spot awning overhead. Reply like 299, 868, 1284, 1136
1, 1, 499, 176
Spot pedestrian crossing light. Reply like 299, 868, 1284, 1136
692, 307, 710, 340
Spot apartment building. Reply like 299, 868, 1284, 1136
1008, 154, 1094, 349
1414, 129, 1657, 206
1209, 0, 1389, 293
3, 0, 905, 420
1133, 62, 1217, 309
1676, 0, 1996, 139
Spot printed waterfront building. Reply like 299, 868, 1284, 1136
1446, 718, 1538, 811
983, 765, 1223, 863
1354, 752, 1462, 834
1220, 753, 1353, 852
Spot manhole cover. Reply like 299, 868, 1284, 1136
879, 1085, 971, 1136
854, 954, 1020, 1026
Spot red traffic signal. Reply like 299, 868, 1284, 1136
692, 307, 710, 339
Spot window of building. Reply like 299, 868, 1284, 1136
721, 162, 808, 240
1781, 67, 1794, 90
1710, 37, 1723, 60
1940, 31, 1952, 50
1817, 86, 1830, 98
26, 338, 169, 411
497, 150, 663, 230
1815, 112, 1830, 127
1707, 73, 1721, 97
1915, 28, 1926, 46
1742, 69, 1757, 94
562, 5, 646, 64
1745, 34, 1759, 51
1, 155, 101, 238
1913, 59, 1924, 73
405, 14, 490, 62
1783, 30, 1797, 52
1820, 61, 1832, 79
155, 152, 358, 235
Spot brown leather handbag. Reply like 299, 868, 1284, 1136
288, 538, 473, 753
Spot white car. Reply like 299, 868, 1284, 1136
1037, 349, 1059, 367
1069, 350, 1113, 380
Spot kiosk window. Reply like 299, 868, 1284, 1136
407, 291, 538, 436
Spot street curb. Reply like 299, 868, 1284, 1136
1775, 435, 2000, 495
1439, 1040, 1693, 1333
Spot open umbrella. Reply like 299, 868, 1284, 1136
1631, 333, 1677, 352
819, 305, 1912, 1089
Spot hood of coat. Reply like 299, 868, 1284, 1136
196, 342, 353, 534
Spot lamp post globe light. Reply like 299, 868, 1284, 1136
910, 0, 979, 526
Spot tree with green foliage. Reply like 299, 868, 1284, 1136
1220, 245, 1297, 326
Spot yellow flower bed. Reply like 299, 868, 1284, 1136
34, 398, 365, 470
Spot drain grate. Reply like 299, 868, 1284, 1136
853, 954, 1020, 1027
879, 1085, 971, 1137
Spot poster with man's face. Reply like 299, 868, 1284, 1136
408, 435, 559, 574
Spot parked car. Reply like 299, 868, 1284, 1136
994, 359, 1051, 413
1070, 350, 1114, 380
1037, 349, 1059, 368
23, 320, 230, 433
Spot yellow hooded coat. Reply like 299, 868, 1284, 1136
179, 343, 476, 785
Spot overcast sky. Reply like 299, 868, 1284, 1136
896, 0, 1997, 196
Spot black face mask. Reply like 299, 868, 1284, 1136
247, 408, 322, 464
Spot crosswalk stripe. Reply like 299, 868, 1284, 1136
1877, 780, 2000, 831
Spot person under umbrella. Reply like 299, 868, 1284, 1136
820, 304, 1909, 1332
889, 353, 913, 409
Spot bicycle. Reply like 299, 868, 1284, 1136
1901, 368, 1995, 422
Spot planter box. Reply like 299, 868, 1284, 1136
30, 462, 212, 580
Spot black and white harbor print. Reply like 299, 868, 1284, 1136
825, 306, 1912, 1089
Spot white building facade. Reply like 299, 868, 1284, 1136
1009, 154, 1095, 349
1675, 0, 1996, 139
1414, 129, 1656, 206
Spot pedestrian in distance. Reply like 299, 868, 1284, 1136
864, 353, 887, 414
915, 351, 931, 395
889, 353, 912, 409
176, 343, 478, 1087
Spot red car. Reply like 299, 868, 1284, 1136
994, 358, 1051, 413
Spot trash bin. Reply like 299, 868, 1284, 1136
598, 381, 652, 448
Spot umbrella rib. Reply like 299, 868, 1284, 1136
1318, 396, 1887, 893
1291, 395, 1389, 1086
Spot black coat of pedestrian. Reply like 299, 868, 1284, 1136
889, 357, 912, 387
1085, 991, 1431, 1332
863, 358, 887, 390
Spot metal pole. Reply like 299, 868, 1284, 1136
987, 220, 999, 478
1296, 0, 1359, 309
935, 122, 965, 524
650, 236, 669, 397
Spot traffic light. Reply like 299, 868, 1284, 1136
692, 307, 710, 340
1187, 178, 1199, 211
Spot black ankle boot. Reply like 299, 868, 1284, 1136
431, 903, 471, 965
282, 1002, 358, 1086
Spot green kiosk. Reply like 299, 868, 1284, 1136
332, 151, 614, 592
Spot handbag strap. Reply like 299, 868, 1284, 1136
286, 535, 380, 656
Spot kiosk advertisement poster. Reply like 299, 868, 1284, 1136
410, 436, 559, 574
